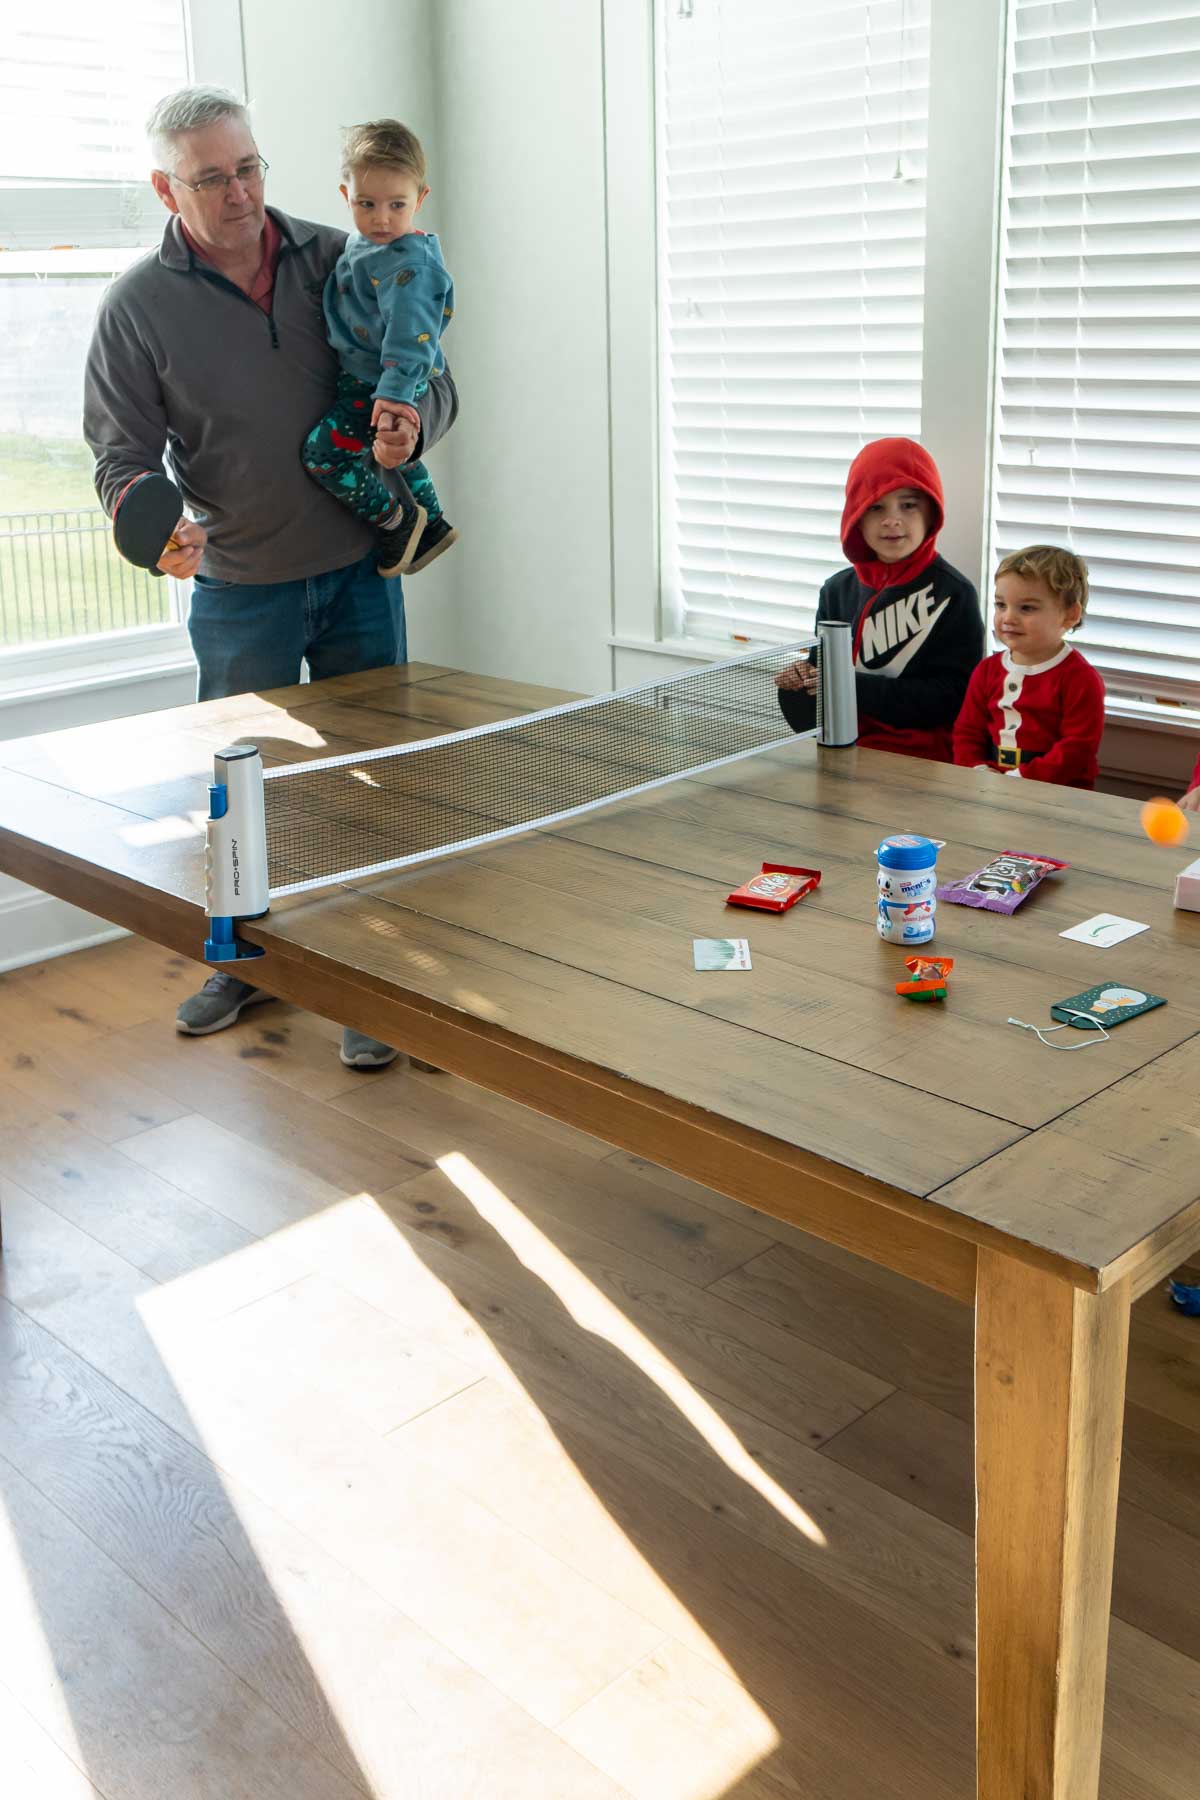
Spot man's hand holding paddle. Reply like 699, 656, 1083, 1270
111, 471, 206, 579
158, 516, 206, 579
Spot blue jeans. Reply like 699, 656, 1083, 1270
187, 551, 406, 702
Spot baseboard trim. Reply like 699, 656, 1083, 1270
0, 885, 127, 973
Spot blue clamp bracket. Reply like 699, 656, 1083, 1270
203, 917, 265, 963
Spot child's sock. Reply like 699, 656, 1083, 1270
405, 462, 442, 522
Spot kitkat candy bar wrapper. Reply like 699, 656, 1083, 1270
936, 850, 1069, 914
726, 864, 821, 913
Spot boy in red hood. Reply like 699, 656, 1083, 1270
775, 438, 982, 761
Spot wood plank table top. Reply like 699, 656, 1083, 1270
2, 662, 1197, 1299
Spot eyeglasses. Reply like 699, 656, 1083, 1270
166, 157, 269, 195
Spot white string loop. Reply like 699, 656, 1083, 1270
1006, 1009, 1110, 1051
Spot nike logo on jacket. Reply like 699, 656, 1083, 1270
856, 587, 951, 675
776, 555, 983, 762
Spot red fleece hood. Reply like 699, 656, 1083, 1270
841, 437, 945, 594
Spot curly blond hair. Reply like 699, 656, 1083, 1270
341, 119, 427, 186
995, 544, 1089, 621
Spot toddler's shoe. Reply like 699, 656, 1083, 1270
405, 514, 459, 574
376, 489, 427, 577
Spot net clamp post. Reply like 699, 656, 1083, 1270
204, 753, 269, 962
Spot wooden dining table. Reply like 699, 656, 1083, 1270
1, 658, 1198, 1799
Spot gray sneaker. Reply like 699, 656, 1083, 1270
340, 1028, 400, 1069
176, 972, 274, 1036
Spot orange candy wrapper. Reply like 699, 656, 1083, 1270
895, 955, 954, 1000
726, 863, 821, 913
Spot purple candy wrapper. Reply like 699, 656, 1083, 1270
936, 849, 1069, 914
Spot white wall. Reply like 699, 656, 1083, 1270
242, 0, 440, 226
244, 0, 619, 696
241, 0, 461, 670
430, 0, 615, 695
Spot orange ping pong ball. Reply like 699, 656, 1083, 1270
1140, 797, 1190, 847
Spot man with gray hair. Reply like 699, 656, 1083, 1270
84, 86, 457, 1068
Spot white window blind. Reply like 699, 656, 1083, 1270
0, 4, 191, 250
990, 0, 1200, 704
656, 0, 931, 647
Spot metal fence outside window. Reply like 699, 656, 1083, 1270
0, 507, 171, 648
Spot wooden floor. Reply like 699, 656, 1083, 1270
0, 939, 1196, 1800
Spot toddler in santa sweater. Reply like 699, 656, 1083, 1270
953, 545, 1104, 790
1180, 751, 1200, 814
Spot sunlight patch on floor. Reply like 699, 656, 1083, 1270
131, 1178, 788, 1794
560, 1639, 782, 1800
0, 1502, 90, 1774
564, 1648, 788, 1800
131, 1199, 733, 1790
437, 1151, 828, 1548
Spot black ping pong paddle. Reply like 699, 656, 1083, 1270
112, 472, 185, 575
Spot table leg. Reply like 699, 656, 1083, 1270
974, 1248, 1131, 1799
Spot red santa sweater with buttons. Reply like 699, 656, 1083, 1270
952, 645, 1105, 789
1189, 750, 1200, 795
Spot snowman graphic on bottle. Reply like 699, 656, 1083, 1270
876, 834, 938, 945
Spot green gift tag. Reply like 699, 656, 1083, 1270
1050, 983, 1166, 1031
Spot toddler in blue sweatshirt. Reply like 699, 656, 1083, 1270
302, 119, 456, 577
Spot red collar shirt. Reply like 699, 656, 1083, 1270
180, 213, 283, 312
953, 645, 1105, 789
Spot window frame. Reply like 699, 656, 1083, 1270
0, 0, 244, 696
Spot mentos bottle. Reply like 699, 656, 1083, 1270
877, 834, 938, 945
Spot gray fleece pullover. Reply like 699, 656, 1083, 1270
83, 208, 458, 584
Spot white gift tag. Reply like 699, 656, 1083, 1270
693, 937, 752, 970
1059, 913, 1149, 949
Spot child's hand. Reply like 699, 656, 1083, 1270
1180, 784, 1200, 813
774, 660, 819, 694
370, 397, 419, 430
371, 398, 421, 466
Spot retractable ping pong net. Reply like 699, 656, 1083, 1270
203, 630, 857, 960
